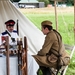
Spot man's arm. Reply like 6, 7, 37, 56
38, 35, 54, 56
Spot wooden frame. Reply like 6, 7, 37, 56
62, 44, 75, 75
0, 36, 28, 75
5, 36, 10, 75
17, 36, 28, 75
0, 36, 10, 75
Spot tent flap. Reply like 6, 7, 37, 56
0, 0, 45, 55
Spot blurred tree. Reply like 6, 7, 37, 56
49, 0, 74, 6
10, 0, 74, 6
66, 0, 74, 6
38, 0, 50, 7
10, 0, 20, 2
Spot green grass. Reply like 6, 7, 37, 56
24, 13, 74, 45
21, 7, 75, 75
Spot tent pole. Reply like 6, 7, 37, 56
74, 0, 75, 44
54, 1, 58, 31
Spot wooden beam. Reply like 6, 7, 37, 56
54, 1, 58, 31
74, 0, 75, 44
5, 36, 10, 75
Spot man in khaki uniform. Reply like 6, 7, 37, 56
32, 20, 68, 75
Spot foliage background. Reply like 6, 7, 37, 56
10, 0, 74, 6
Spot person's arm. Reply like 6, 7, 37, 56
38, 34, 54, 56
0, 34, 4, 46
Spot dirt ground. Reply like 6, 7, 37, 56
18, 6, 74, 14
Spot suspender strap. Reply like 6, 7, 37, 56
5, 30, 15, 42
50, 48, 62, 57
6, 30, 11, 37
53, 30, 62, 75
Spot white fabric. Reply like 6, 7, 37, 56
0, 54, 39, 75
0, 30, 19, 45
0, 0, 45, 55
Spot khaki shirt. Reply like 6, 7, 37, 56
33, 30, 61, 68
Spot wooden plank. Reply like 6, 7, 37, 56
63, 46, 75, 75
24, 37, 28, 75
64, 44, 74, 51
5, 36, 10, 75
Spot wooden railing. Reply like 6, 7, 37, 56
0, 36, 28, 75
62, 44, 75, 75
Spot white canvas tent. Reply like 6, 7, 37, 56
0, 0, 45, 55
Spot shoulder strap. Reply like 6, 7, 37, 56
48, 29, 62, 57
2, 31, 7, 35
53, 29, 62, 75
5, 30, 15, 42
53, 29, 62, 53
5, 30, 11, 37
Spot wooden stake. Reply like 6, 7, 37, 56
54, 1, 58, 31
5, 36, 10, 75
24, 37, 28, 75
74, 0, 75, 44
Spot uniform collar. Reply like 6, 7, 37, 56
6, 30, 13, 34
47, 30, 53, 35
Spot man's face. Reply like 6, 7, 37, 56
41, 26, 48, 35
6, 26, 14, 32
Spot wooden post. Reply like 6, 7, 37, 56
51, 0, 66, 31
5, 36, 10, 75
74, 0, 75, 44
17, 19, 19, 35
24, 37, 28, 75
54, 1, 58, 31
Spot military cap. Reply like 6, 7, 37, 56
41, 20, 52, 26
5, 19, 15, 26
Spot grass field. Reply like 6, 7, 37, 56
19, 7, 74, 45
19, 7, 75, 75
